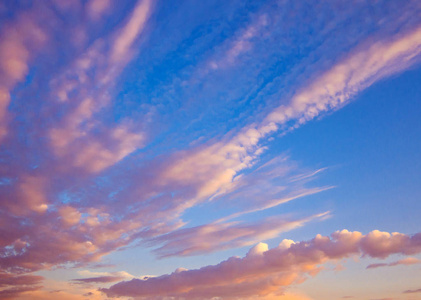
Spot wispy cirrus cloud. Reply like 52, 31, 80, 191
205, 13, 269, 72
261, 26, 421, 134
47, 0, 153, 174
0, 8, 47, 141
150, 212, 329, 258
131, 25, 421, 229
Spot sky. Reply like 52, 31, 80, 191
0, 0, 420, 299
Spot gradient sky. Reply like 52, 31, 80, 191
0, 1, 420, 299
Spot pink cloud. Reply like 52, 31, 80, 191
5, 175, 49, 216
154, 147, 328, 222
1, 24, 419, 290
150, 212, 329, 258
0, 273, 43, 287
86, 0, 112, 21
14, 289, 106, 300
0, 10, 47, 141
263, 26, 421, 131
366, 257, 421, 269
103, 229, 421, 299
207, 14, 269, 71
46, 0, 151, 174
1, 7, 420, 300
5, 19, 417, 277
0, 286, 42, 300
110, 0, 153, 64
139, 27, 421, 226
361, 230, 421, 258
0, 203, 145, 274
0, 272, 43, 300
59, 206, 82, 227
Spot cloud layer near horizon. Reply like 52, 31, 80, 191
103, 230, 421, 299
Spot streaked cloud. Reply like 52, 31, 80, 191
366, 257, 421, 269
71, 276, 124, 284
150, 212, 329, 258
110, 0, 152, 63
0, 8, 47, 141
403, 288, 421, 294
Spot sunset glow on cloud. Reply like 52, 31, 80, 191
0, 1, 420, 299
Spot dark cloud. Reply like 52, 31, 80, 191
71, 276, 124, 284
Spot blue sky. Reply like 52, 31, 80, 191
0, 0, 420, 299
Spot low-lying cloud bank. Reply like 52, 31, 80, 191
103, 229, 421, 299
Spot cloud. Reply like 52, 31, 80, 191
1, 3, 421, 298
86, 0, 112, 21
45, 0, 152, 174
71, 276, 124, 284
13, 289, 106, 300
3, 20, 420, 280
147, 152, 330, 229
150, 26, 421, 225
0, 286, 43, 300
76, 270, 140, 280
150, 212, 329, 258
110, 0, 152, 63
71, 268, 154, 286
206, 14, 269, 71
48, 44, 145, 173
5, 175, 49, 216
260, 26, 421, 133
0, 9, 47, 141
366, 257, 421, 269
403, 288, 421, 294
0, 271, 43, 299
59, 206, 82, 227
0, 273, 43, 287
253, 292, 313, 300
103, 229, 421, 299
360, 230, 421, 258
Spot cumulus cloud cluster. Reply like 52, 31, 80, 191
104, 230, 421, 299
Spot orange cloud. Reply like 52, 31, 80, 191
103, 229, 421, 299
